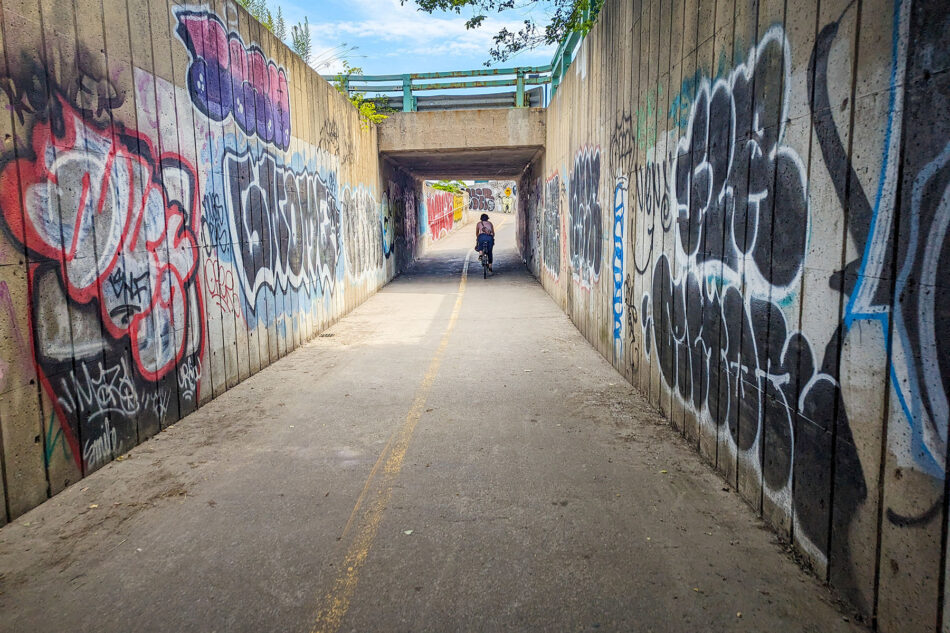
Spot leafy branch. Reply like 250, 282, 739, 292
402, 0, 603, 64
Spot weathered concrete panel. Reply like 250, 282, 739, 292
379, 108, 545, 152
379, 108, 545, 179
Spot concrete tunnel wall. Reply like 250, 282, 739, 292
0, 0, 424, 523
516, 0, 949, 629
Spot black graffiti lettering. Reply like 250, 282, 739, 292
201, 193, 230, 256
632, 156, 673, 275
106, 268, 151, 313
468, 186, 495, 211
542, 174, 561, 277
224, 148, 339, 308
341, 188, 383, 276
609, 111, 635, 174
636, 27, 866, 586
569, 148, 602, 288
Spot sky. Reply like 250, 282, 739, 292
273, 0, 558, 77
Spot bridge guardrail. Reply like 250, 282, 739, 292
322, 11, 589, 112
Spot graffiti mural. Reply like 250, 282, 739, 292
175, 9, 291, 150
635, 26, 866, 576
569, 147, 602, 289
631, 154, 672, 275
381, 191, 395, 258
341, 187, 383, 277
542, 174, 561, 278
612, 175, 626, 358
404, 188, 418, 251
609, 112, 635, 174
0, 2, 419, 521
0, 88, 205, 473
220, 147, 339, 310
426, 190, 455, 240
810, 0, 949, 525
467, 186, 495, 211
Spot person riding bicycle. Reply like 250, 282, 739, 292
475, 213, 494, 272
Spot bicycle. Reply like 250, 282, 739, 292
479, 249, 490, 278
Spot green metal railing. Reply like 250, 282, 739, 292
334, 66, 553, 112
323, 10, 590, 112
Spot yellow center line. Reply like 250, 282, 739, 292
311, 249, 472, 633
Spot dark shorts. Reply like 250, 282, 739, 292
476, 234, 494, 264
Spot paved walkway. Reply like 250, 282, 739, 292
0, 218, 864, 632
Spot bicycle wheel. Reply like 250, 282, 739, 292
483, 259, 488, 278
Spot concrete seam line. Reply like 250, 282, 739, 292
311, 250, 472, 633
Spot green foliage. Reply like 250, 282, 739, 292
291, 17, 312, 64
275, 7, 287, 41
238, 0, 271, 27
403, 0, 603, 63
333, 62, 390, 128
430, 180, 467, 194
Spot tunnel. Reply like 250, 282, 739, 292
0, 0, 947, 630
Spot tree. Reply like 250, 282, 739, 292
275, 7, 287, 41
292, 17, 312, 64
402, 0, 603, 63
238, 0, 273, 31
430, 180, 467, 194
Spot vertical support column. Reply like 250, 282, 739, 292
560, 49, 572, 87
402, 75, 415, 112
516, 70, 526, 107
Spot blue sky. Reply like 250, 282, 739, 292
273, 0, 558, 76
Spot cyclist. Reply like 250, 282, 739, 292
475, 213, 495, 272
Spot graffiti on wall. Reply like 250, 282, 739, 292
631, 155, 672, 275
220, 147, 339, 312
0, 81, 205, 472
341, 187, 383, 277
404, 188, 418, 251
426, 190, 456, 240
468, 186, 495, 211
809, 2, 949, 528
381, 191, 395, 258
609, 112, 635, 175
612, 175, 626, 358
542, 174, 561, 278
0, 2, 413, 520
636, 25, 865, 574
467, 182, 516, 215
569, 147, 602, 289
175, 9, 291, 150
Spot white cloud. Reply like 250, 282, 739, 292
299, 0, 557, 68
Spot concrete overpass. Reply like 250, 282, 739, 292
378, 108, 546, 179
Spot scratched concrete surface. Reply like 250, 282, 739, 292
0, 219, 866, 632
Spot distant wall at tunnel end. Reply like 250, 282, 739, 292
419, 181, 517, 245
0, 0, 423, 522
517, 0, 950, 629
420, 183, 470, 244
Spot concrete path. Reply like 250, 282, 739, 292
0, 218, 864, 633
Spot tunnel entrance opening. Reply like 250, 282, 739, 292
418, 176, 520, 252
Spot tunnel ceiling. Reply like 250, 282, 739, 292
380, 147, 542, 180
